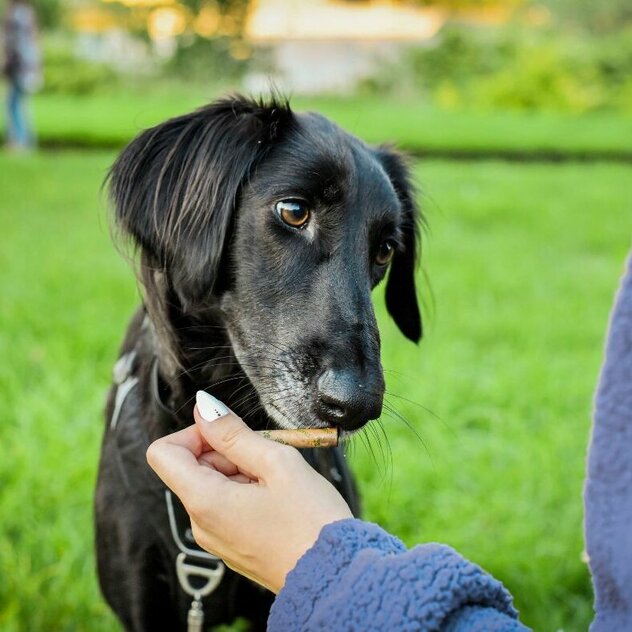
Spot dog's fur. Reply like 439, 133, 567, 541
95, 95, 421, 631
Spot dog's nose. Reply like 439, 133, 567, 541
316, 369, 383, 431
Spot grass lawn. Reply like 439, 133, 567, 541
3, 83, 632, 158
0, 148, 631, 631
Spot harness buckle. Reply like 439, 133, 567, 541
176, 552, 225, 600
176, 552, 225, 632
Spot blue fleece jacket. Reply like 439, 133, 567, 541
268, 519, 527, 631
585, 252, 632, 631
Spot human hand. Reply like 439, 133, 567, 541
146, 392, 353, 593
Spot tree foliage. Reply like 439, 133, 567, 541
33, 0, 62, 29
406, 0, 525, 8
541, 0, 632, 33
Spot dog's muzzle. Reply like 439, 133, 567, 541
316, 367, 383, 431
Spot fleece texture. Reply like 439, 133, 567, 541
268, 519, 528, 631
585, 252, 632, 631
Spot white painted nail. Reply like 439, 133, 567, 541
196, 391, 231, 422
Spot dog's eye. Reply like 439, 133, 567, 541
375, 239, 395, 266
275, 200, 310, 229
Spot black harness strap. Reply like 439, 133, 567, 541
150, 359, 182, 432
109, 351, 226, 631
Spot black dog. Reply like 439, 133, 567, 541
95, 95, 421, 631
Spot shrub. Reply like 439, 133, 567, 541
42, 39, 119, 96
163, 35, 250, 83
363, 24, 632, 114
471, 38, 603, 112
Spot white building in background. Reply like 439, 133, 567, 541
244, 0, 445, 95
70, 0, 454, 92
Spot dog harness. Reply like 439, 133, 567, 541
110, 350, 225, 632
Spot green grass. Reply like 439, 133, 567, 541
0, 149, 631, 631
4, 83, 632, 157
298, 97, 632, 158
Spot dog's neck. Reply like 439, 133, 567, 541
146, 304, 270, 432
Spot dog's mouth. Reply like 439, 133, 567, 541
224, 323, 383, 435
250, 369, 382, 437
266, 402, 360, 441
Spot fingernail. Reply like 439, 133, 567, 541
196, 391, 231, 422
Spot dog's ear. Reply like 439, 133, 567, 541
374, 146, 422, 343
108, 94, 294, 305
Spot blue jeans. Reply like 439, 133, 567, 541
6, 83, 34, 148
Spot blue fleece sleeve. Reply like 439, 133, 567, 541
585, 252, 632, 631
268, 518, 528, 631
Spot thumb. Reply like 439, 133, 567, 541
194, 391, 286, 476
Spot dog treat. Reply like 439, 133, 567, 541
256, 427, 339, 448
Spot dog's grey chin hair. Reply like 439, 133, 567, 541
263, 403, 300, 430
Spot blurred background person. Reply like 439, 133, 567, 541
3, 0, 42, 150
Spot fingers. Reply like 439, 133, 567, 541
151, 423, 208, 458
228, 473, 255, 484
198, 450, 240, 476
194, 397, 297, 477
146, 425, 220, 497
199, 450, 257, 481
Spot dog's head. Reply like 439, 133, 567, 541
110, 95, 421, 432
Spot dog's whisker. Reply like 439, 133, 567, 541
357, 427, 383, 478
162, 358, 220, 385
226, 382, 262, 408
188, 348, 294, 369
368, 421, 392, 483
241, 404, 267, 424
381, 404, 431, 459
368, 420, 391, 480
235, 394, 267, 418
344, 432, 356, 461
160, 353, 289, 391
234, 383, 301, 410
172, 374, 289, 418
184, 347, 235, 357
382, 368, 411, 389
173, 392, 198, 416
204, 375, 252, 393
174, 324, 230, 332
382, 402, 421, 437
223, 369, 293, 384
384, 391, 443, 423
196, 356, 286, 373
231, 392, 259, 412
382, 367, 421, 382
229, 382, 298, 414
215, 359, 293, 372
375, 419, 394, 497
182, 342, 236, 350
